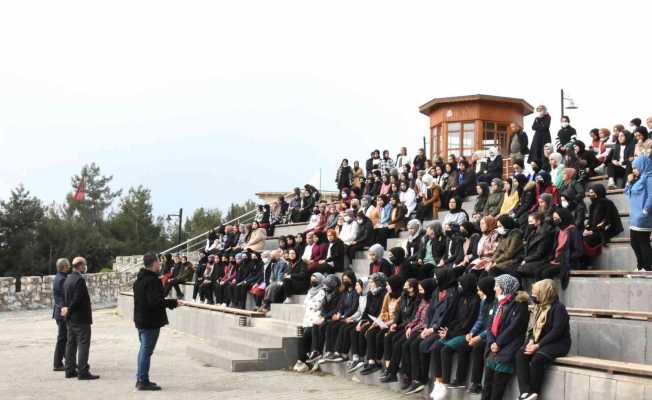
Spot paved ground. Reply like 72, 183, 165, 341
0, 308, 401, 400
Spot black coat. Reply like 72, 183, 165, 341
513, 182, 537, 225
455, 169, 477, 197
606, 140, 635, 167
52, 271, 67, 321
286, 260, 309, 294
556, 126, 577, 152
523, 226, 555, 263
325, 239, 346, 272
406, 232, 425, 262
482, 156, 503, 180
485, 292, 530, 363
442, 234, 465, 265
355, 217, 374, 246
133, 268, 177, 329
369, 258, 393, 277
419, 236, 446, 264
524, 300, 571, 359
446, 292, 481, 337
587, 198, 624, 240
393, 293, 420, 329
362, 288, 387, 321
63, 271, 92, 325
511, 130, 529, 155
529, 114, 551, 165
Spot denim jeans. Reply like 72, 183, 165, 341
137, 328, 160, 382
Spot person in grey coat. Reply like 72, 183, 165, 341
52, 258, 70, 371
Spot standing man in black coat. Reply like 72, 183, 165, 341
528, 105, 552, 166
52, 258, 70, 371
133, 252, 179, 391
62, 256, 99, 380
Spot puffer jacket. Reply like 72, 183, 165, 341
302, 288, 326, 328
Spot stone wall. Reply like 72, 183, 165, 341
0, 272, 135, 312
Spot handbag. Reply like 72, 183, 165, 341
249, 282, 266, 298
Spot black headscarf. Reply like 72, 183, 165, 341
388, 275, 404, 298
477, 276, 495, 302
449, 196, 464, 214
514, 174, 528, 197
388, 247, 406, 266
555, 207, 574, 229
458, 273, 478, 297
420, 278, 436, 301
497, 215, 518, 230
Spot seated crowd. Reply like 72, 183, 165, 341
184, 112, 652, 400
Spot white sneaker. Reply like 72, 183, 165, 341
295, 361, 309, 373
433, 383, 447, 400
430, 381, 445, 400
522, 394, 538, 400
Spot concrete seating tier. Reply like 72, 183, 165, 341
118, 293, 300, 372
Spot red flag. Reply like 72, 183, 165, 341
73, 176, 86, 201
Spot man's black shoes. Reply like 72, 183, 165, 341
136, 381, 162, 391
65, 371, 78, 378
53, 366, 65, 372
78, 373, 100, 380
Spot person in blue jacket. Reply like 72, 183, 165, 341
625, 154, 652, 271
481, 274, 529, 400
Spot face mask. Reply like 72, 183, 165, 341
538, 111, 545, 118
561, 122, 569, 128
497, 227, 507, 235
527, 223, 536, 230
344, 216, 352, 223
357, 218, 363, 224
314, 210, 320, 215
342, 193, 348, 199
370, 287, 380, 294
310, 280, 319, 287
262, 257, 271, 264
445, 230, 454, 237
553, 219, 562, 226
561, 200, 569, 208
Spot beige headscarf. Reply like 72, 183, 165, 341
529, 279, 558, 343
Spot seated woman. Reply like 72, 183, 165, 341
480, 275, 529, 400
388, 247, 412, 281
415, 175, 441, 222
513, 177, 537, 228
306, 275, 341, 363
212, 254, 231, 305
380, 279, 435, 385
583, 184, 623, 257
561, 191, 586, 233
438, 223, 466, 268
306, 233, 328, 273
468, 216, 499, 274
516, 212, 555, 284
543, 208, 584, 289
371, 196, 392, 248
454, 160, 477, 199
606, 130, 635, 189
358, 275, 403, 375
415, 222, 445, 279
477, 147, 503, 184
573, 140, 599, 179
244, 221, 267, 254
367, 243, 394, 277
399, 181, 418, 217
456, 222, 481, 270
534, 171, 560, 208
405, 219, 425, 266
225, 252, 248, 308
314, 271, 359, 366
324, 204, 340, 231
379, 279, 420, 379
483, 178, 505, 217
441, 162, 459, 209
388, 194, 408, 238
432, 164, 449, 189
442, 197, 469, 228
452, 276, 496, 395
346, 273, 387, 373
312, 229, 345, 274
328, 279, 367, 363
471, 183, 490, 222
282, 248, 309, 299
499, 176, 520, 216
486, 215, 524, 276
558, 168, 585, 200
431, 274, 480, 399
259, 250, 288, 312
516, 279, 571, 400
198, 255, 220, 304
293, 272, 326, 372
338, 209, 359, 249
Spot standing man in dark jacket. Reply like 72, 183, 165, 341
52, 258, 70, 371
62, 256, 99, 380
133, 252, 179, 391
509, 122, 529, 163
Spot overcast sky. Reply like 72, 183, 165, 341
1, 1, 650, 220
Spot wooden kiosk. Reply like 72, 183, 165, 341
419, 94, 534, 161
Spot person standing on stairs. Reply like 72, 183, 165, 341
132, 252, 178, 391
515, 279, 571, 400
528, 105, 551, 167
625, 154, 652, 271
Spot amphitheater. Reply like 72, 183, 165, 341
3, 175, 651, 400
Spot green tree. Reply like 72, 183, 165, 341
0, 185, 45, 277
108, 186, 167, 255
66, 162, 122, 225
224, 200, 257, 222
185, 207, 223, 238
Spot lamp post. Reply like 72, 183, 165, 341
560, 89, 579, 116
167, 208, 183, 248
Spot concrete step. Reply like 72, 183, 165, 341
204, 333, 286, 359
569, 316, 652, 365
273, 223, 309, 237
186, 344, 268, 372
250, 316, 302, 336
268, 303, 304, 325
317, 351, 652, 399
593, 243, 637, 270
561, 277, 652, 312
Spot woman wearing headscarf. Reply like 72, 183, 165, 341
453, 276, 497, 395
483, 178, 505, 217
294, 272, 326, 371
416, 222, 445, 279
416, 174, 442, 221
330, 278, 367, 364
536, 193, 555, 227
367, 243, 393, 277
388, 193, 408, 237
499, 176, 520, 216
515, 280, 571, 400
442, 162, 459, 209
515, 212, 555, 284
336, 158, 354, 190
487, 216, 524, 276
625, 155, 652, 271
431, 274, 481, 399
533, 171, 560, 210
512, 175, 536, 228
480, 274, 529, 400
558, 167, 585, 200
573, 140, 599, 178
606, 130, 636, 189
583, 184, 623, 255
281, 248, 309, 299
380, 278, 420, 382
306, 274, 341, 363
472, 183, 490, 222
442, 197, 469, 228
478, 147, 503, 184
548, 152, 565, 189
338, 209, 359, 248
543, 208, 584, 289
385, 278, 436, 393
469, 216, 500, 273
438, 223, 466, 268
528, 105, 551, 166
388, 247, 412, 281
457, 222, 481, 270
560, 191, 586, 233
405, 219, 425, 264
346, 273, 387, 373
359, 275, 403, 375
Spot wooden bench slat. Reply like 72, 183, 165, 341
566, 307, 652, 321
178, 300, 266, 318
556, 356, 652, 378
